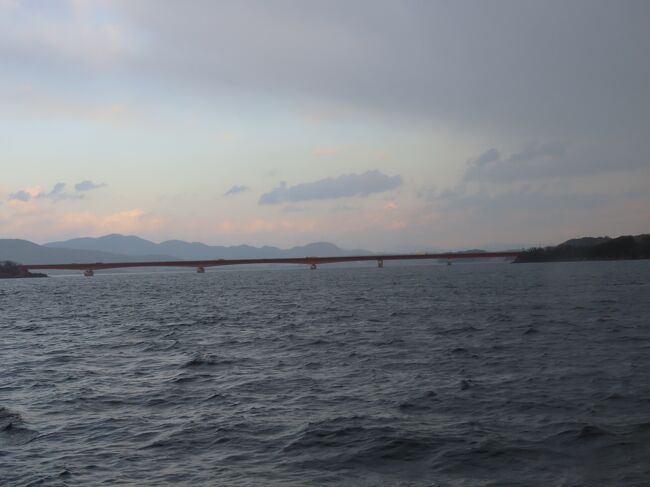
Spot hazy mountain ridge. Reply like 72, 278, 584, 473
0, 235, 374, 265
8, 233, 647, 266
0, 239, 174, 265
44, 234, 372, 261
46, 234, 166, 256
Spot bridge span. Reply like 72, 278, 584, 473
21, 251, 521, 276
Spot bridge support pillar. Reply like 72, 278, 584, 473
83, 269, 94, 277
377, 259, 384, 268
196, 266, 205, 273
310, 263, 317, 270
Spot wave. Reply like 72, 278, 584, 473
282, 416, 437, 467
0, 406, 38, 446
181, 353, 236, 368
0, 406, 23, 431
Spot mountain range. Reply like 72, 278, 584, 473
3, 233, 645, 267
0, 234, 372, 265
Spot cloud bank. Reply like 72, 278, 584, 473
463, 142, 648, 182
259, 170, 401, 204
9, 183, 77, 202
7, 180, 107, 203
76, 1, 650, 138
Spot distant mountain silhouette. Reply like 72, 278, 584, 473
44, 234, 372, 261
0, 239, 174, 265
46, 234, 160, 256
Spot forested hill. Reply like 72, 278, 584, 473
515, 235, 650, 263
0, 261, 46, 279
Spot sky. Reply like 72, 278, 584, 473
1, 0, 649, 251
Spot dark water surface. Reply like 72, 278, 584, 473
1, 262, 650, 486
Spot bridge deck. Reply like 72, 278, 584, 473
21, 251, 520, 271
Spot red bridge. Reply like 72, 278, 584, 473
21, 251, 521, 276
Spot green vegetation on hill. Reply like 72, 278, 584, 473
515, 235, 650, 263
0, 261, 47, 279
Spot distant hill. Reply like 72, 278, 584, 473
515, 234, 650, 263
557, 236, 612, 248
0, 239, 175, 265
46, 234, 160, 256
45, 234, 372, 260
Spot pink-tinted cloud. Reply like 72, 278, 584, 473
0, 198, 163, 241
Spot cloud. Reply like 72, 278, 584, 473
9, 186, 44, 202
435, 185, 611, 213
0, 198, 164, 241
259, 170, 401, 204
75, 180, 107, 192
8, 190, 31, 202
505, 142, 568, 164
473, 148, 500, 168
0, 1, 135, 69
2, 1, 650, 172
8, 182, 99, 203
224, 185, 249, 196
42, 208, 163, 237
462, 141, 649, 182
417, 186, 436, 202
43, 182, 82, 201
98, 209, 162, 234
39, 182, 72, 201
464, 142, 569, 182
84, 1, 650, 139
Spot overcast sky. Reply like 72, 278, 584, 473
1, 0, 649, 250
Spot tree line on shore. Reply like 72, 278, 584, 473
0, 261, 47, 279
514, 235, 650, 263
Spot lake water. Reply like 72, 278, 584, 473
1, 262, 649, 486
